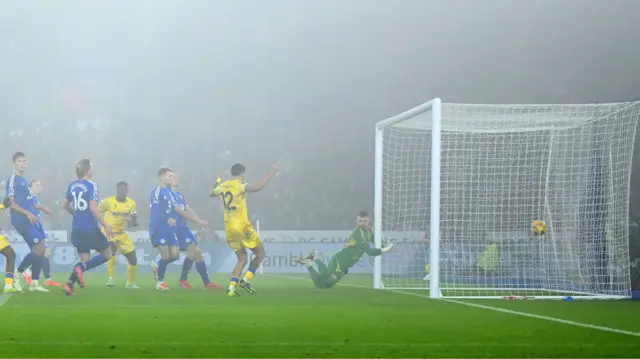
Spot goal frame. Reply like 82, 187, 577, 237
374, 98, 442, 298
373, 98, 636, 300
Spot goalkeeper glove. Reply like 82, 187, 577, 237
2, 197, 10, 208
381, 242, 394, 253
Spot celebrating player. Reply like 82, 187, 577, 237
150, 167, 207, 290
5, 152, 49, 292
210, 163, 278, 297
21, 180, 61, 287
1, 197, 19, 293
171, 173, 222, 289
62, 159, 114, 295
99, 181, 140, 289
295, 211, 393, 289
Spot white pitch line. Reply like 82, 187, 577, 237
439, 297, 640, 337
0, 293, 13, 307
268, 274, 640, 338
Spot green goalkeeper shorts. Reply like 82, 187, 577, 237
325, 256, 346, 286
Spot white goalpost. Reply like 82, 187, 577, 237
373, 98, 640, 299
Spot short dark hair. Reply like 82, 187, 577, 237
116, 181, 128, 187
29, 180, 39, 188
12, 152, 25, 162
76, 159, 92, 178
157, 166, 172, 177
230, 164, 245, 176
358, 211, 369, 218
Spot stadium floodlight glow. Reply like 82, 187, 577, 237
374, 99, 640, 299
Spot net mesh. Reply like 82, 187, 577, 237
379, 102, 640, 298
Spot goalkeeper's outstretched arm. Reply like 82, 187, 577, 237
355, 233, 393, 257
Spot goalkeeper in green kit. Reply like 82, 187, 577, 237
295, 211, 393, 289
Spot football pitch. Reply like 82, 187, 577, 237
1, 273, 639, 358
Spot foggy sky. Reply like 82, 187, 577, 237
2, 0, 639, 124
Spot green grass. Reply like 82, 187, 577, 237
1, 272, 639, 358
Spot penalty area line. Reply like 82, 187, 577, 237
0, 293, 13, 307
268, 274, 640, 338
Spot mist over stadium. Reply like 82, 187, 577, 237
1, 1, 639, 358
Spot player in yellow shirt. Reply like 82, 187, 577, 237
1, 196, 20, 293
210, 163, 279, 297
98, 181, 140, 289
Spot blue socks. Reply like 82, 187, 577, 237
66, 254, 109, 287
18, 252, 44, 281
30, 255, 43, 281
17, 252, 36, 273
42, 257, 51, 279
180, 258, 194, 281
84, 253, 107, 271
195, 260, 210, 285
178, 258, 210, 285
157, 259, 170, 282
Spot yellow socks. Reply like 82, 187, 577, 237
228, 277, 239, 292
243, 269, 255, 283
5, 275, 14, 287
126, 264, 136, 284
107, 256, 116, 278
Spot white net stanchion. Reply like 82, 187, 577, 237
373, 99, 640, 299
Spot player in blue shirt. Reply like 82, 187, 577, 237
5, 152, 50, 292
62, 159, 114, 296
150, 167, 207, 290
30, 180, 62, 287
20, 180, 62, 287
171, 173, 222, 290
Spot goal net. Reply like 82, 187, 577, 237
373, 99, 640, 299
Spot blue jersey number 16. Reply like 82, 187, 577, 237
71, 191, 88, 211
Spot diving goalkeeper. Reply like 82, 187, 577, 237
295, 211, 393, 289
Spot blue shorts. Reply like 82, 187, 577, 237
71, 228, 109, 254
15, 221, 46, 248
150, 229, 178, 247
176, 227, 197, 251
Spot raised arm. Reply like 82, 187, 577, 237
354, 229, 393, 257
209, 177, 223, 197
246, 165, 279, 193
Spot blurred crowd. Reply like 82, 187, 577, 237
2, 90, 639, 233
0, 100, 370, 231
